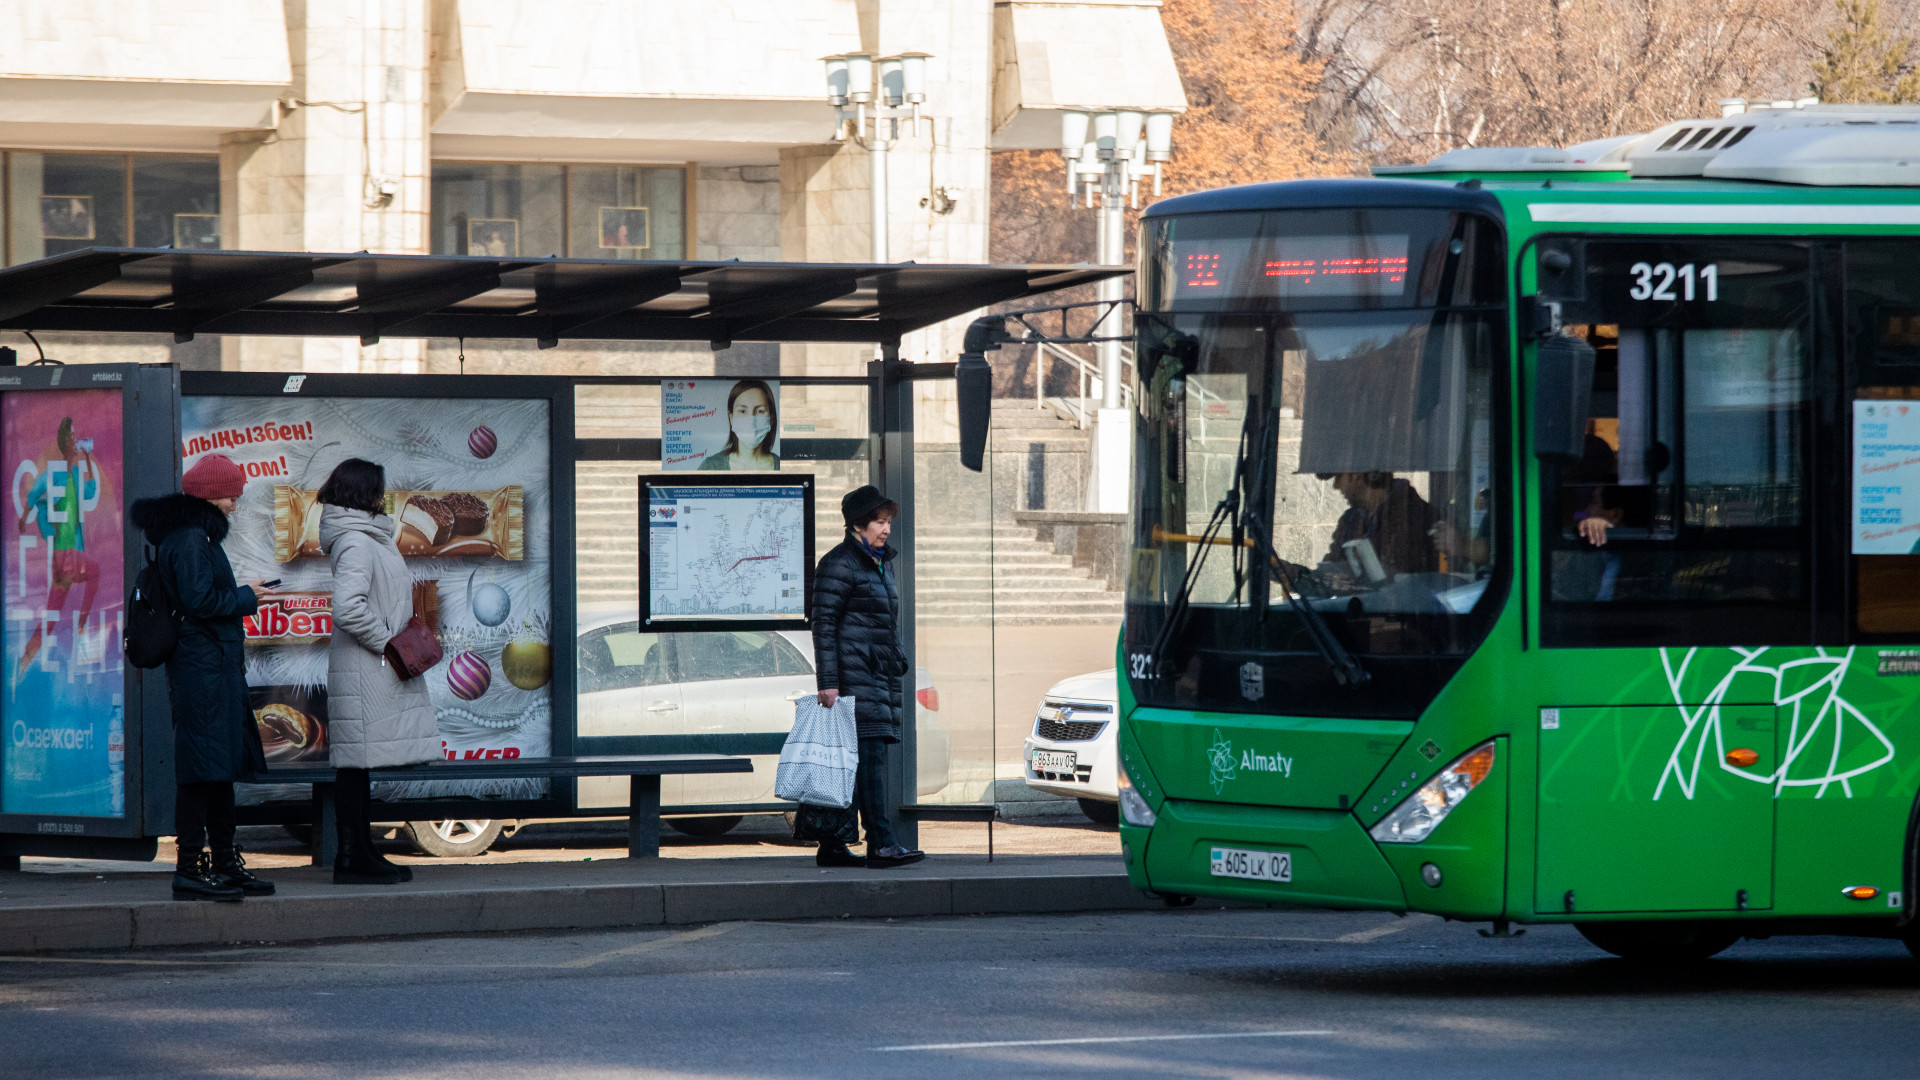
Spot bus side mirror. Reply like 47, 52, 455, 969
957, 351, 991, 472
957, 315, 1012, 472
1533, 333, 1595, 463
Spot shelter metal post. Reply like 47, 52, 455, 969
872, 345, 917, 849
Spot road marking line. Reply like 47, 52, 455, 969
874, 1030, 1335, 1052
1336, 918, 1419, 943
557, 923, 737, 969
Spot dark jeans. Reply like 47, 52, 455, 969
854, 737, 896, 851
175, 781, 235, 852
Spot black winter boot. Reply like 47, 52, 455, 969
816, 842, 865, 868
210, 846, 276, 896
362, 824, 412, 882
172, 849, 244, 902
333, 831, 405, 886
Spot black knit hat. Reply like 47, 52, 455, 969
841, 485, 899, 528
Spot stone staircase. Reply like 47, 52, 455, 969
577, 461, 647, 609
913, 523, 1123, 626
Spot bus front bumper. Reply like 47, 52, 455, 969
1126, 798, 1409, 912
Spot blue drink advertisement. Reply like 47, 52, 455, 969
2, 389, 126, 817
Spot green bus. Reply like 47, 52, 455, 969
1109, 106, 1920, 960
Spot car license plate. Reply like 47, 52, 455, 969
1032, 749, 1076, 773
1211, 846, 1292, 883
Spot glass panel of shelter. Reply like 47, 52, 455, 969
570, 379, 903, 818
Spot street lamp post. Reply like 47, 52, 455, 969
824, 52, 930, 264
1059, 108, 1175, 512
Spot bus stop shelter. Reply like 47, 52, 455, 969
0, 247, 1125, 864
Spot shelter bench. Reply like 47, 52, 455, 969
255, 754, 752, 865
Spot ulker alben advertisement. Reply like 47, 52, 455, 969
181, 396, 552, 802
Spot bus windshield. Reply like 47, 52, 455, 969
1126, 208, 1506, 718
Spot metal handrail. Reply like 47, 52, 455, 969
1033, 340, 1134, 429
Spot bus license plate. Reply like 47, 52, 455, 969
1032, 749, 1076, 774
1211, 846, 1292, 883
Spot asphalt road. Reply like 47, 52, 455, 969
3, 907, 1918, 1079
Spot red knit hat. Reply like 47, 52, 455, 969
182, 454, 246, 501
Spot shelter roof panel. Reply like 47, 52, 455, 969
0, 249, 1126, 346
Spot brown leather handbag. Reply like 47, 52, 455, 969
384, 616, 443, 680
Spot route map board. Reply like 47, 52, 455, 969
640, 474, 815, 633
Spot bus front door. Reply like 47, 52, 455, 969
1536, 704, 1777, 915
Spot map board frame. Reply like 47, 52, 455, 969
638, 473, 816, 634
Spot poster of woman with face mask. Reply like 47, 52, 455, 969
661, 379, 781, 471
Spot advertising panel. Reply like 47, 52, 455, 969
182, 396, 552, 799
2, 390, 126, 817
662, 379, 781, 470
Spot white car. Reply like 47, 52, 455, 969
575, 605, 951, 834
1023, 669, 1120, 824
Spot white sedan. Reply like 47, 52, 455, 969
575, 605, 951, 834
1022, 669, 1120, 824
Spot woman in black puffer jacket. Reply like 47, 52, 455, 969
811, 486, 925, 869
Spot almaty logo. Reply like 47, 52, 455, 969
1207, 728, 1238, 794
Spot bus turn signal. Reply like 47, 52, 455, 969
1843, 885, 1880, 900
1725, 748, 1759, 767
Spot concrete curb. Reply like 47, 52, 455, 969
0, 871, 1157, 953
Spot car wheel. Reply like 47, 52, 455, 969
666, 815, 743, 838
402, 818, 506, 858
1077, 798, 1120, 826
1576, 921, 1740, 962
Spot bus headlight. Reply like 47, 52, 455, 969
1369, 742, 1496, 844
1116, 760, 1157, 828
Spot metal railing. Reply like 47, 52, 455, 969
1033, 341, 1134, 428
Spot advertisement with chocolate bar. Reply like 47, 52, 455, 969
1, 390, 127, 817
182, 396, 552, 801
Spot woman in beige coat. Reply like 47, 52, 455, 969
317, 458, 440, 885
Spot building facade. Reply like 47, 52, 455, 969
0, 0, 1185, 377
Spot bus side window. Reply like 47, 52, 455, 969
1541, 241, 1811, 647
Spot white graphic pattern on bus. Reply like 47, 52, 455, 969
1654, 648, 1895, 801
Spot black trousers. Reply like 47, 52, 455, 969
334, 767, 372, 851
854, 737, 896, 851
175, 781, 235, 851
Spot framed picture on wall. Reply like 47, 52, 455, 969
467, 218, 519, 257
173, 213, 221, 250
40, 196, 95, 241
598, 206, 649, 250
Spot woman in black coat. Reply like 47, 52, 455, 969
812, 485, 925, 869
129, 454, 277, 902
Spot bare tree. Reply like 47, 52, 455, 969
1296, 0, 1834, 167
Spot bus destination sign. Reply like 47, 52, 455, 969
1171, 234, 1410, 300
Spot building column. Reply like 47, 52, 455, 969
220, 0, 431, 373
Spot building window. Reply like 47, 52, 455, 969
4, 151, 220, 265
432, 162, 688, 260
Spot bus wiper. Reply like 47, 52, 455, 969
1144, 482, 1238, 681
1146, 410, 1370, 689
1228, 399, 1370, 688
1240, 502, 1371, 687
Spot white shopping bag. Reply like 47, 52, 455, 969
775, 695, 858, 808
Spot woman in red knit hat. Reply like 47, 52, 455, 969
130, 453, 281, 901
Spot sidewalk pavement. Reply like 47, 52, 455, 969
0, 818, 1152, 954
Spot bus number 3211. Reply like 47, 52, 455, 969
1629, 261, 1718, 302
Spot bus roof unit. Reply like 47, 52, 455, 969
1378, 102, 1920, 187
